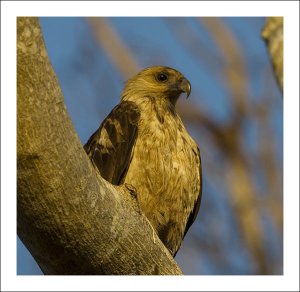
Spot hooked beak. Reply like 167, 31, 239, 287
179, 78, 191, 98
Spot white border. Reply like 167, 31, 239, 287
0, 1, 296, 17
1, 1, 299, 291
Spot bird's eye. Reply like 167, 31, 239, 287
156, 72, 168, 82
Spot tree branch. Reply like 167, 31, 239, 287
261, 17, 283, 93
17, 17, 182, 275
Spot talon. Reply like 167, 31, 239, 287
124, 183, 142, 214
125, 183, 137, 198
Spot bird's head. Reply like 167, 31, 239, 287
121, 66, 191, 106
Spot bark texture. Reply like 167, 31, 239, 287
262, 17, 283, 92
17, 17, 182, 275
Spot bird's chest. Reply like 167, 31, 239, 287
129, 111, 185, 185
124, 109, 198, 224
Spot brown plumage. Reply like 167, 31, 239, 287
84, 66, 202, 256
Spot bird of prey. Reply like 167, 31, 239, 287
84, 66, 202, 256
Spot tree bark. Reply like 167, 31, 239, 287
262, 17, 283, 93
17, 17, 182, 275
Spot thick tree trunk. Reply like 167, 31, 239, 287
17, 17, 182, 275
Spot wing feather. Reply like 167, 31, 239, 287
84, 101, 140, 185
183, 146, 202, 237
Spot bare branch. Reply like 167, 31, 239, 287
200, 17, 250, 115
262, 17, 283, 92
87, 17, 140, 79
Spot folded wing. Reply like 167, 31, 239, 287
84, 101, 141, 185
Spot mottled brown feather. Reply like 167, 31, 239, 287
84, 101, 140, 185
183, 146, 202, 238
